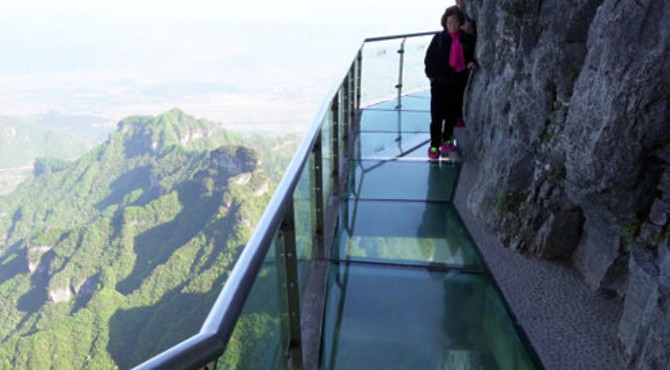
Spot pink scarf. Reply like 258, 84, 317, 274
448, 31, 466, 72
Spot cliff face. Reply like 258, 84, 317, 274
463, 0, 670, 367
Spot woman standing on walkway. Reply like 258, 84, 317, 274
424, 6, 476, 159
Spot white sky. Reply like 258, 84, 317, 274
0, 0, 455, 132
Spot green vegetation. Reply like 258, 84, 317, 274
618, 218, 666, 251
642, 230, 667, 250
496, 192, 518, 214
538, 126, 556, 143
496, 192, 530, 235
621, 218, 669, 251
538, 106, 563, 145
0, 109, 297, 368
549, 165, 566, 181
620, 218, 641, 251
566, 67, 581, 83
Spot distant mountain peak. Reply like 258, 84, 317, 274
115, 109, 220, 156
117, 108, 204, 133
164, 107, 187, 117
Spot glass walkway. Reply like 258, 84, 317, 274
136, 33, 541, 370
320, 94, 536, 369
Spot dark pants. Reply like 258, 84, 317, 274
430, 83, 464, 148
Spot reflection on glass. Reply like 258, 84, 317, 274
361, 36, 433, 108
361, 40, 400, 106
218, 241, 288, 370
335, 200, 482, 270
320, 264, 536, 370
354, 132, 429, 160
402, 37, 432, 94
294, 153, 316, 300
347, 160, 459, 201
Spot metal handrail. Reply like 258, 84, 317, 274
135, 30, 438, 370
134, 42, 358, 370
364, 30, 438, 43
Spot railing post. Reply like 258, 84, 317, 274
395, 37, 406, 109
343, 64, 356, 162
331, 92, 340, 194
342, 73, 350, 163
277, 203, 303, 370
312, 134, 325, 259
356, 50, 362, 112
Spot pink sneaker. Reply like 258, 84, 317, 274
428, 146, 440, 160
440, 141, 457, 157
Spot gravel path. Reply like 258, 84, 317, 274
453, 131, 626, 370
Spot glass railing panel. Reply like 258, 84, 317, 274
401, 36, 433, 94
347, 160, 459, 201
360, 39, 402, 107
333, 200, 483, 270
358, 109, 430, 133
217, 240, 289, 370
294, 152, 317, 301
117, 295, 216, 368
360, 35, 433, 108
320, 263, 536, 370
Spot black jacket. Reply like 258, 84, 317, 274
424, 31, 475, 87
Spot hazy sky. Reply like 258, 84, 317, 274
0, 1, 454, 132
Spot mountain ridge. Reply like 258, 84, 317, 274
0, 108, 292, 368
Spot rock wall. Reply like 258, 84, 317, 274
462, 0, 670, 367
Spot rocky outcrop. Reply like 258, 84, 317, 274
193, 145, 261, 196
210, 146, 259, 176
48, 286, 71, 303
47, 275, 99, 304
463, 0, 670, 367
27, 245, 53, 273
618, 245, 670, 369
617, 153, 670, 368
33, 157, 69, 177
73, 274, 99, 297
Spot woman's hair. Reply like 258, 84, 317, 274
441, 6, 465, 29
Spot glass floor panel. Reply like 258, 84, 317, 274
354, 132, 429, 159
320, 263, 537, 370
358, 109, 430, 132
334, 200, 482, 270
347, 160, 459, 201
365, 92, 430, 112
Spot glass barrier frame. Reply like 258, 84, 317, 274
133, 31, 438, 370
